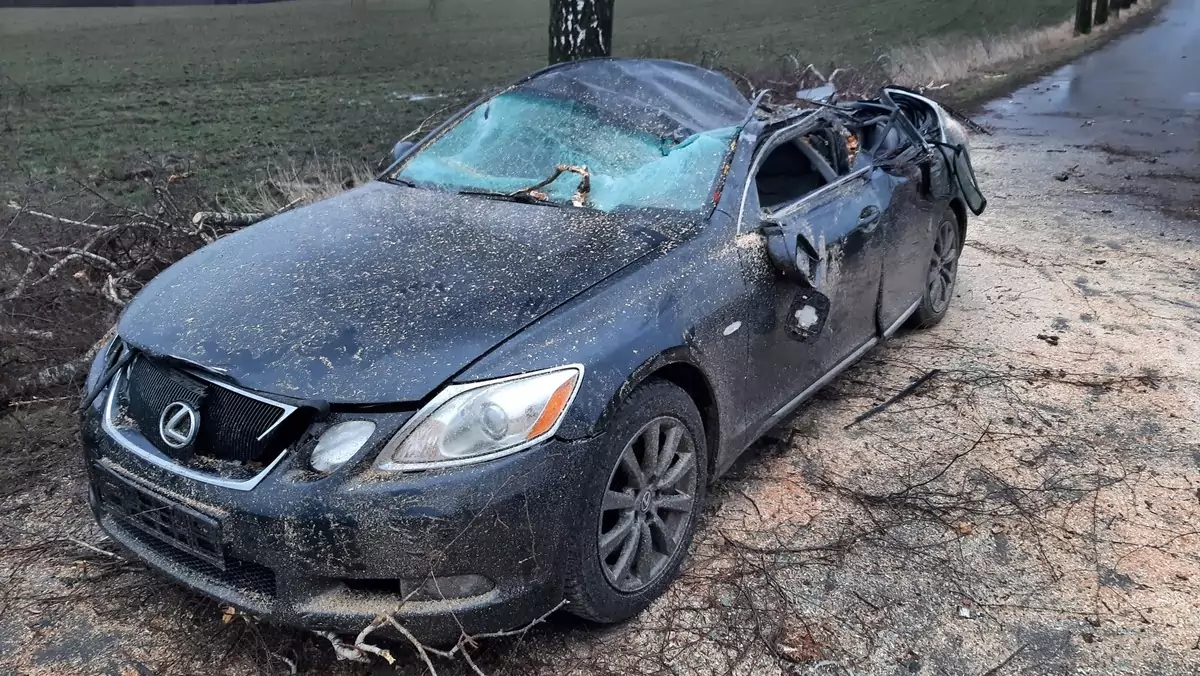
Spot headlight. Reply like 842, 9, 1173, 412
373, 365, 583, 471
310, 420, 377, 473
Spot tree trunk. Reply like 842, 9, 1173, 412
1075, 0, 1094, 34
191, 211, 269, 228
1095, 0, 1109, 25
549, 0, 615, 64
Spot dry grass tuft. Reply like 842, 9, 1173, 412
886, 0, 1158, 87
224, 154, 377, 216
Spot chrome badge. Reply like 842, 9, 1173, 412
159, 401, 200, 449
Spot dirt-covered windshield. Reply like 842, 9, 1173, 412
394, 90, 738, 213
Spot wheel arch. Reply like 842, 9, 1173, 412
604, 350, 721, 478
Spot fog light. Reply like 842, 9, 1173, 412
310, 421, 376, 473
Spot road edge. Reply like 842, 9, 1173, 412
941, 1, 1169, 111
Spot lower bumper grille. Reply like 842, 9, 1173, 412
95, 464, 225, 568
105, 516, 278, 601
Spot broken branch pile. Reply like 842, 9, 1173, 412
0, 166, 294, 410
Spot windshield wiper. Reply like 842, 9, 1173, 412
456, 189, 557, 205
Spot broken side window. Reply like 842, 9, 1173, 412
754, 139, 829, 213
803, 127, 851, 175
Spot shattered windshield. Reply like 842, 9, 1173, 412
394, 90, 738, 213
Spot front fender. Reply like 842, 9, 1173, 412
454, 297, 711, 441
455, 232, 748, 444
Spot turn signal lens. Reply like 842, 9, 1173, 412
527, 374, 577, 439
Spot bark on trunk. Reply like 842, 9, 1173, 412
549, 0, 614, 64
1095, 0, 1109, 25
0, 357, 90, 408
0, 330, 109, 409
1075, 0, 1094, 34
191, 211, 269, 228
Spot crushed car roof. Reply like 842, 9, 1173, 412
514, 58, 752, 140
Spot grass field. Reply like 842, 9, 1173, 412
0, 0, 1073, 200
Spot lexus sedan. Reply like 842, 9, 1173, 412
80, 58, 985, 643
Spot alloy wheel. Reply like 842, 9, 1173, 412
598, 416, 698, 593
927, 217, 959, 315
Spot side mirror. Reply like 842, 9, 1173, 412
761, 221, 815, 285
390, 140, 417, 165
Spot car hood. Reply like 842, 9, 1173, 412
118, 181, 688, 403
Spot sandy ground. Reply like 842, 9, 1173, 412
1, 3, 1198, 675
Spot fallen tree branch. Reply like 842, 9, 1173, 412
0, 326, 53, 340
0, 329, 110, 410
191, 196, 304, 230
101, 273, 130, 307
0, 354, 92, 409
511, 164, 591, 207
383, 615, 445, 675
313, 631, 370, 664
844, 369, 940, 429
4, 241, 124, 302
68, 537, 123, 560
323, 598, 569, 673
6, 202, 107, 230
191, 211, 270, 228
981, 642, 1030, 676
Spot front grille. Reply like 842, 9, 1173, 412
123, 356, 288, 463
105, 516, 277, 600
95, 464, 224, 568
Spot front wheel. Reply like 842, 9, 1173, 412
563, 380, 708, 623
908, 206, 962, 329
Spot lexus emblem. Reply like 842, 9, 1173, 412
159, 401, 200, 449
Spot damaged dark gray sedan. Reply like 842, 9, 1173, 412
80, 59, 985, 643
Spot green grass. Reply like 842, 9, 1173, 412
0, 0, 1072, 200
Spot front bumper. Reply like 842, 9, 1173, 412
81, 406, 601, 644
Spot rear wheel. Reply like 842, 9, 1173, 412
563, 380, 707, 623
908, 206, 962, 328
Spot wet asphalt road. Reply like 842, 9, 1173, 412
980, 0, 1200, 223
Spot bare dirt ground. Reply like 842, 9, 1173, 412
2, 3, 1198, 675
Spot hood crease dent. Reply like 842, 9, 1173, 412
118, 182, 693, 403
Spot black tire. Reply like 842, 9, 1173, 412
907, 205, 963, 329
563, 379, 708, 623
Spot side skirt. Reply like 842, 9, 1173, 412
759, 338, 878, 433
882, 300, 921, 339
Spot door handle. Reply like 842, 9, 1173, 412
858, 205, 881, 228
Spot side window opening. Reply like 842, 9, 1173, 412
804, 128, 848, 175
853, 109, 915, 159
754, 138, 835, 213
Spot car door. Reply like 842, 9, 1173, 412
737, 122, 886, 421
869, 106, 945, 333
